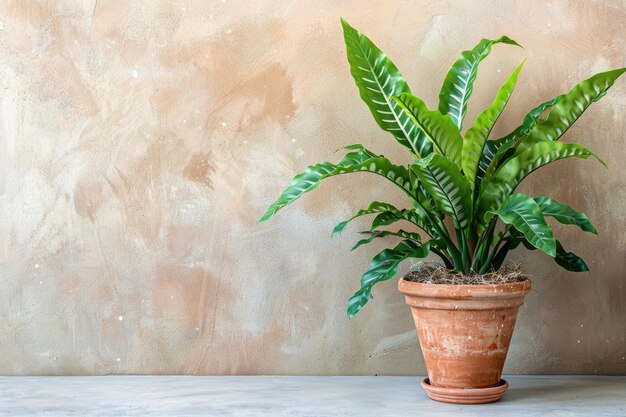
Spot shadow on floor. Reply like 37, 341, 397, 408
503, 378, 622, 402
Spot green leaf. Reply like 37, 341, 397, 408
410, 154, 472, 228
392, 93, 463, 165
517, 68, 626, 151
438, 36, 522, 129
491, 240, 517, 271
335, 144, 378, 154
331, 201, 402, 237
341, 18, 432, 157
478, 97, 561, 188
554, 241, 589, 272
481, 69, 624, 194
495, 96, 560, 144
475, 137, 510, 191
369, 208, 434, 236
477, 141, 604, 219
505, 232, 589, 272
347, 240, 430, 318
478, 138, 517, 190
487, 193, 556, 256
463, 61, 525, 191
535, 197, 597, 234
417, 183, 436, 212
259, 149, 413, 222
409, 168, 438, 212
351, 229, 422, 250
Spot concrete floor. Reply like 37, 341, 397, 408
0, 376, 624, 416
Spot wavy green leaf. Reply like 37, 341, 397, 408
477, 142, 604, 219
535, 197, 597, 234
369, 208, 434, 236
463, 61, 525, 191
259, 149, 413, 222
481, 69, 624, 195
351, 229, 422, 250
331, 201, 402, 237
409, 168, 438, 212
497, 97, 560, 144
410, 154, 472, 228
392, 93, 463, 165
554, 240, 589, 272
417, 183, 436, 212
488, 193, 556, 256
515, 68, 626, 152
479, 138, 517, 190
438, 36, 521, 129
347, 240, 430, 318
503, 231, 589, 272
478, 97, 560, 188
475, 137, 510, 191
341, 18, 432, 157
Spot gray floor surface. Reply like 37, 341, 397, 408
0, 375, 624, 416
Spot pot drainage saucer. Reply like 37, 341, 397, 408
421, 378, 509, 404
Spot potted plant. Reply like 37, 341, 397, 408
259, 18, 624, 404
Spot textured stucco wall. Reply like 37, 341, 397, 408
0, 0, 624, 376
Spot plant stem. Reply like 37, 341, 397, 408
479, 232, 507, 274
432, 247, 454, 269
473, 218, 496, 259
470, 219, 497, 273
455, 228, 471, 274
428, 214, 463, 270
491, 238, 514, 270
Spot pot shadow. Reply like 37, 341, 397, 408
502, 378, 623, 402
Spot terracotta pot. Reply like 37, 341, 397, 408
398, 277, 531, 404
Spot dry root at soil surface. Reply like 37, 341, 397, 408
405, 262, 529, 285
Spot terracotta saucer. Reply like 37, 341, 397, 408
421, 378, 509, 404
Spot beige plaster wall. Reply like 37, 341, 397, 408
0, 0, 624, 375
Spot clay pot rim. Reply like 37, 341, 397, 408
398, 276, 531, 299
